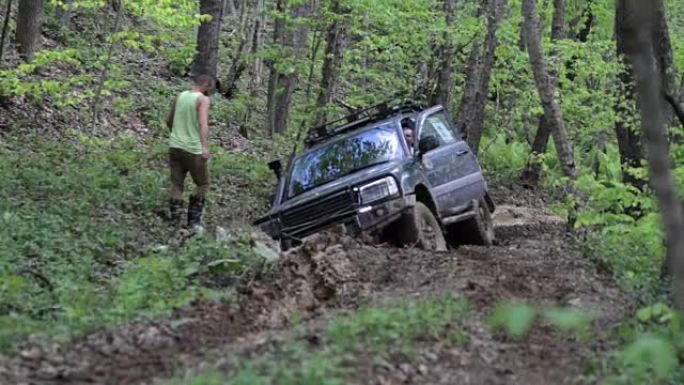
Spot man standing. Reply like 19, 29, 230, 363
165, 74, 214, 230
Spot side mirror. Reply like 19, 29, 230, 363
268, 160, 283, 179
418, 135, 440, 155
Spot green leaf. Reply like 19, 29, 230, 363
619, 334, 677, 378
488, 302, 536, 340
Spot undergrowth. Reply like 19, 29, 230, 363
0, 131, 273, 351
169, 295, 470, 385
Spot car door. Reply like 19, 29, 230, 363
416, 107, 483, 216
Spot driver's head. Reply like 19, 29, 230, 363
401, 119, 415, 147
193, 74, 216, 96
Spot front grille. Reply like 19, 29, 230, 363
281, 189, 357, 235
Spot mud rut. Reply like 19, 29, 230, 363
0, 187, 632, 385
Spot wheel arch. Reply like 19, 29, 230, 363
414, 184, 440, 219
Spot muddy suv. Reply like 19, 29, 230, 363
255, 101, 496, 250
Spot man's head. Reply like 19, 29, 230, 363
193, 74, 216, 96
401, 118, 415, 148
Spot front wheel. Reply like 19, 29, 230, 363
451, 199, 495, 246
395, 202, 448, 251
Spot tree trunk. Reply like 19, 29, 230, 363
459, 0, 504, 154
521, 0, 565, 185
0, 0, 12, 64
60, 0, 74, 26
619, 0, 684, 308
314, 0, 348, 127
653, 2, 676, 126
192, 0, 224, 79
222, 0, 252, 99
266, 0, 309, 135
15, 0, 44, 61
615, 0, 646, 190
429, 0, 455, 108
522, 0, 577, 180
249, 0, 266, 92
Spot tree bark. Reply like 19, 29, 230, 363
15, 0, 44, 61
0, 0, 12, 64
314, 0, 348, 127
521, 0, 565, 185
60, 0, 74, 26
619, 0, 684, 308
222, 0, 252, 99
429, 0, 455, 109
266, 0, 309, 134
192, 0, 224, 79
458, 0, 504, 154
522, 0, 577, 180
615, 0, 646, 190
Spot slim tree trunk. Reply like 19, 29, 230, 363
60, 0, 74, 26
0, 0, 12, 64
249, 0, 266, 92
222, 0, 251, 99
15, 0, 44, 61
266, 0, 309, 134
314, 0, 348, 127
522, 0, 577, 180
521, 0, 565, 184
458, 0, 506, 153
192, 0, 224, 79
615, 0, 646, 190
620, 0, 684, 307
429, 0, 455, 108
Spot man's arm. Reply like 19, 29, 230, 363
165, 95, 179, 131
197, 95, 210, 159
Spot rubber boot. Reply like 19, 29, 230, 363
187, 195, 205, 231
169, 199, 184, 227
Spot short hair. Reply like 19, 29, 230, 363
194, 74, 216, 88
401, 118, 415, 131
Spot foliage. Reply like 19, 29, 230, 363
170, 295, 471, 384
0, 133, 274, 350
604, 303, 684, 384
488, 300, 595, 341
327, 294, 469, 354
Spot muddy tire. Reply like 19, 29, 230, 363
396, 202, 448, 251
453, 199, 495, 246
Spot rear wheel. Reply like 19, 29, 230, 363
451, 199, 495, 246
396, 202, 447, 251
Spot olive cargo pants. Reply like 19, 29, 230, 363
169, 148, 210, 200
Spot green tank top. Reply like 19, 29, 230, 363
169, 91, 203, 154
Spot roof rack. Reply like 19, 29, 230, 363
305, 99, 424, 147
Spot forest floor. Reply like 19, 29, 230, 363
0, 185, 633, 385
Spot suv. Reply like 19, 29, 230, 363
255, 101, 496, 251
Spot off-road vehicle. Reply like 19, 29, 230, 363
255, 101, 496, 250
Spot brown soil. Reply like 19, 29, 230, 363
0, 186, 632, 385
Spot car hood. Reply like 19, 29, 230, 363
278, 160, 403, 212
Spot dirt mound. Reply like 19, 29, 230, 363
0, 233, 378, 385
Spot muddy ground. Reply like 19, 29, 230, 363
0, 186, 632, 385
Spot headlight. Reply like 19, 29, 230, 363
359, 176, 399, 204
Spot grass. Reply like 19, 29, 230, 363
170, 295, 470, 385
0, 131, 273, 351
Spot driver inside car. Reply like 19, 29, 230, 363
401, 118, 415, 154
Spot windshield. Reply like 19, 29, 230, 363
288, 123, 401, 198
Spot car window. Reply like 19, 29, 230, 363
420, 113, 457, 147
288, 123, 401, 198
